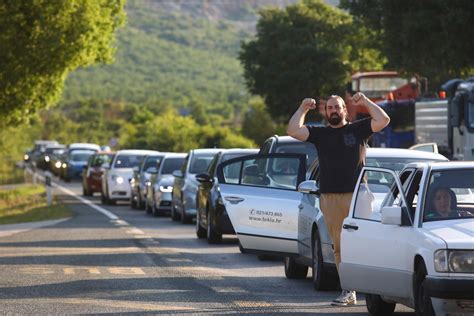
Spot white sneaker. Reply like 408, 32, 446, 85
331, 290, 357, 306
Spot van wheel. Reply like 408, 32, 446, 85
365, 293, 395, 316
284, 257, 308, 279
171, 201, 180, 221
415, 263, 435, 316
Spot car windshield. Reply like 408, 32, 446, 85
189, 154, 214, 174
275, 143, 317, 168
358, 77, 408, 99
113, 155, 145, 169
143, 156, 163, 171
71, 152, 94, 162
92, 154, 113, 167
161, 158, 185, 174
423, 169, 474, 222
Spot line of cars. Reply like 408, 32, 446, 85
25, 136, 473, 315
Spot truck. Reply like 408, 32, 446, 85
414, 78, 474, 160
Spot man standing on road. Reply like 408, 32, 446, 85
287, 93, 390, 306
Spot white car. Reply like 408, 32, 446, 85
101, 149, 160, 205
340, 162, 474, 315
215, 148, 448, 290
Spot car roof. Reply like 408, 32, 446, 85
221, 148, 259, 155
69, 149, 96, 155
163, 153, 187, 159
115, 149, 161, 155
191, 148, 223, 155
406, 161, 474, 170
366, 148, 448, 160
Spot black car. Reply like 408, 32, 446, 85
195, 148, 258, 243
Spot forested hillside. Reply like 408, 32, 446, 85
62, 0, 299, 116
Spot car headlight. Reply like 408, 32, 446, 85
24, 154, 29, 161
159, 185, 173, 193
62, 163, 67, 168
111, 175, 124, 184
45, 156, 50, 162
55, 161, 62, 168
434, 250, 474, 273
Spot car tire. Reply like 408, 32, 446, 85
130, 192, 137, 209
206, 210, 222, 244
312, 230, 338, 291
83, 186, 88, 197
365, 294, 396, 316
151, 193, 159, 217
415, 262, 435, 316
137, 190, 144, 210
171, 200, 180, 221
284, 257, 308, 279
238, 242, 247, 254
181, 204, 189, 224
196, 211, 206, 239
101, 191, 107, 204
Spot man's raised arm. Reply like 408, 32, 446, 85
352, 92, 390, 132
287, 98, 316, 141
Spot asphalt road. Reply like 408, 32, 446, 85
0, 174, 415, 315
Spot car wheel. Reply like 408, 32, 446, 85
284, 256, 308, 279
365, 293, 396, 316
171, 200, 180, 221
137, 190, 144, 209
238, 242, 247, 254
415, 262, 435, 316
152, 193, 159, 217
83, 186, 88, 197
206, 210, 222, 244
312, 230, 338, 291
181, 204, 189, 224
196, 210, 206, 239
130, 192, 137, 209
101, 191, 107, 204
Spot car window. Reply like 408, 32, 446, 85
113, 155, 145, 169
189, 154, 214, 174
161, 158, 185, 175
92, 154, 113, 167
423, 169, 474, 222
221, 156, 303, 190
274, 143, 317, 168
353, 169, 397, 222
206, 154, 220, 177
142, 156, 163, 172
70, 152, 94, 162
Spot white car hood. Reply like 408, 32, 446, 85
110, 168, 134, 179
424, 219, 474, 249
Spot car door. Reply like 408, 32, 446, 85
216, 153, 306, 256
340, 167, 416, 299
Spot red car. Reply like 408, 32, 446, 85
82, 152, 114, 196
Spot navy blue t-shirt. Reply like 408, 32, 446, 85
306, 118, 373, 193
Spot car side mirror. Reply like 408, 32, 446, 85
173, 170, 183, 178
298, 180, 320, 196
381, 206, 402, 225
195, 173, 212, 183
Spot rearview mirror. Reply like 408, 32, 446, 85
381, 206, 402, 225
298, 180, 320, 195
172, 170, 183, 178
102, 163, 110, 169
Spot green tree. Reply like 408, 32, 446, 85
0, 0, 126, 125
239, 0, 384, 122
241, 97, 276, 146
340, 0, 474, 88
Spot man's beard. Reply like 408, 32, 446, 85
327, 113, 342, 125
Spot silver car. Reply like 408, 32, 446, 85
171, 148, 222, 223
101, 149, 160, 205
216, 148, 448, 290
145, 153, 186, 216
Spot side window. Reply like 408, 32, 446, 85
220, 156, 303, 190
353, 169, 397, 221
260, 140, 272, 154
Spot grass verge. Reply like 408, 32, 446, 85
0, 184, 73, 225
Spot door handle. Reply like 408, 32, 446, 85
342, 224, 359, 230
224, 196, 245, 204
298, 204, 304, 210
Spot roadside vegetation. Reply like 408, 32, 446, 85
0, 185, 72, 225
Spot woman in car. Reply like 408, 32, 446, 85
426, 187, 473, 219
